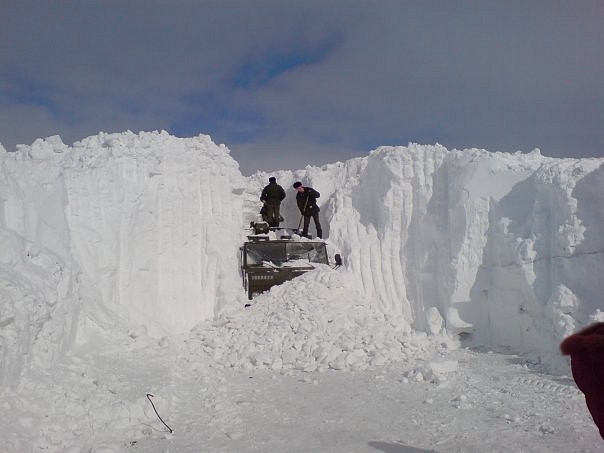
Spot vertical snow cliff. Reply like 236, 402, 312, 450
1, 133, 603, 386
307, 144, 604, 361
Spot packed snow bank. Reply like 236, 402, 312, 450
61, 131, 246, 336
1, 131, 603, 387
0, 144, 78, 388
296, 145, 604, 368
0, 131, 246, 386
245, 144, 604, 368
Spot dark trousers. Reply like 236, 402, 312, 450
302, 212, 322, 238
265, 203, 281, 227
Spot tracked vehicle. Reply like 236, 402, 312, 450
240, 222, 341, 300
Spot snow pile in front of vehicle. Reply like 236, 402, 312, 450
280, 259, 316, 268
259, 259, 314, 268
186, 265, 455, 372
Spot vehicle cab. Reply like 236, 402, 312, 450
240, 222, 336, 300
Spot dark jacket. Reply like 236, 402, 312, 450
296, 187, 320, 216
560, 322, 604, 439
260, 182, 286, 205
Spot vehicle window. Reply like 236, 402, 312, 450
245, 243, 286, 265
286, 242, 328, 264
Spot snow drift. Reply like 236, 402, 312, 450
1, 131, 603, 387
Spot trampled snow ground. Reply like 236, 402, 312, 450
3, 283, 602, 452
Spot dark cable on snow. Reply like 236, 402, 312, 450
146, 393, 174, 434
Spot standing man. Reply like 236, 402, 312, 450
293, 181, 322, 239
260, 177, 286, 227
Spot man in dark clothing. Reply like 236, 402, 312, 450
293, 181, 322, 239
260, 177, 286, 227
560, 322, 604, 439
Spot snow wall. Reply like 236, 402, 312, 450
1, 131, 603, 386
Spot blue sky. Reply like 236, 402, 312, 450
1, 1, 602, 174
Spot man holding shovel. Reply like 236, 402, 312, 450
293, 181, 322, 239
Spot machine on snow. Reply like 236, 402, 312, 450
240, 221, 342, 300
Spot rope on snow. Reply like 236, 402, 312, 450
146, 393, 174, 434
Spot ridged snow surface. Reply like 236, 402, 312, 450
1, 131, 603, 386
